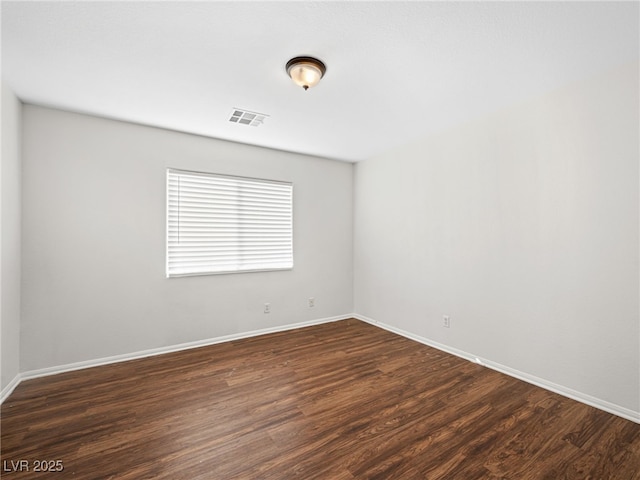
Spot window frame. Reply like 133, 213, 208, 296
166, 168, 294, 278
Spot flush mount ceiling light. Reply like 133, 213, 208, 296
286, 56, 326, 91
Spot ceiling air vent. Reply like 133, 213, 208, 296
229, 108, 268, 127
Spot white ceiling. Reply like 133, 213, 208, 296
2, 1, 638, 162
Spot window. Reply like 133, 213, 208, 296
167, 169, 293, 277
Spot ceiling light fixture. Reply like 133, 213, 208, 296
286, 56, 326, 91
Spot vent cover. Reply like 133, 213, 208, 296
229, 108, 268, 127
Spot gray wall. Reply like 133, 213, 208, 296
354, 62, 639, 413
21, 105, 353, 371
1, 82, 22, 391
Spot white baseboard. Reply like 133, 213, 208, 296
353, 313, 640, 424
7, 312, 639, 425
1, 373, 22, 404
6, 314, 351, 400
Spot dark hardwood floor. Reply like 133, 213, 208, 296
2, 319, 639, 479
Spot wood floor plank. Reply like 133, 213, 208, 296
2, 319, 639, 479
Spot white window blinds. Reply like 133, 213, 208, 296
167, 169, 293, 277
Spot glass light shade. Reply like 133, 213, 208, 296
286, 57, 326, 90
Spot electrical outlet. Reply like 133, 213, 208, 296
308, 297, 315, 308
443, 315, 450, 328
264, 303, 271, 314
